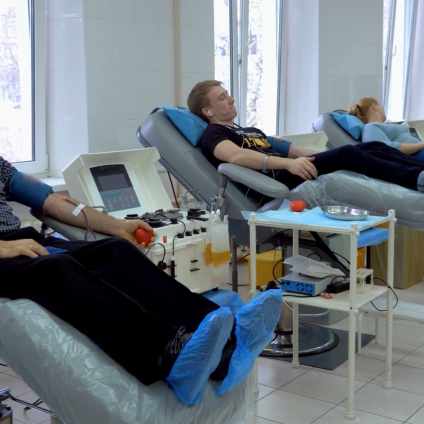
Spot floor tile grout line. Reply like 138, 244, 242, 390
394, 362, 424, 372
404, 403, 424, 424
335, 379, 421, 422
258, 364, 314, 391
341, 401, 424, 423
299, 364, 387, 384
251, 414, 283, 424
254, 389, 279, 404
345, 378, 424, 402
368, 380, 424, 398
277, 386, 339, 406
309, 404, 339, 424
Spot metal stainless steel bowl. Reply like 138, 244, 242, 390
321, 206, 369, 221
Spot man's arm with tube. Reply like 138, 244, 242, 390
42, 193, 154, 247
6, 172, 154, 249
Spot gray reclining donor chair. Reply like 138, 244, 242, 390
312, 113, 360, 149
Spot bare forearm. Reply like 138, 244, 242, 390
288, 145, 320, 158
231, 150, 291, 170
42, 193, 125, 237
399, 142, 424, 155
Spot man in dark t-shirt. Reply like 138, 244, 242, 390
187, 80, 424, 193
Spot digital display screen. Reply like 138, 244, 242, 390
97, 174, 128, 191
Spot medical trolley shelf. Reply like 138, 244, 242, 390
248, 209, 395, 421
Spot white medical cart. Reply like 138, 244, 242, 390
248, 208, 395, 420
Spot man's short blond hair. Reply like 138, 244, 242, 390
187, 80, 222, 122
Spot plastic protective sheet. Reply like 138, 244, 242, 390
0, 299, 253, 424
287, 171, 424, 231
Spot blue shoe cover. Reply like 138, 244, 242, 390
166, 307, 233, 404
217, 290, 282, 395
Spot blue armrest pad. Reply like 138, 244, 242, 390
326, 111, 364, 140
157, 107, 209, 147
7, 172, 53, 212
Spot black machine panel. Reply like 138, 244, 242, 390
90, 164, 141, 213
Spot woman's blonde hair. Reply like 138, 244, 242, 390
347, 97, 379, 124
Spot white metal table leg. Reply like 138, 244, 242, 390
292, 302, 299, 368
345, 225, 358, 420
375, 318, 379, 344
357, 312, 363, 355
384, 211, 395, 389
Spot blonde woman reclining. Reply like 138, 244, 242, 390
348, 97, 424, 161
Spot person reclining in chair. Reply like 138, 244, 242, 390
347, 97, 424, 161
0, 156, 282, 405
187, 80, 424, 194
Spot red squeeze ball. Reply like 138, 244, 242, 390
290, 200, 306, 212
135, 228, 154, 245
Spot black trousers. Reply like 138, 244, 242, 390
275, 141, 424, 190
0, 227, 219, 385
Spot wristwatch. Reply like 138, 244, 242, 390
262, 155, 270, 173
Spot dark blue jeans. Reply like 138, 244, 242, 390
275, 142, 424, 191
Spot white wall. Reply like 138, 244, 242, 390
319, 0, 383, 115
285, 0, 384, 135
284, 0, 319, 135
84, 0, 214, 154
46, 0, 215, 175
407, 0, 424, 120
46, 0, 89, 177
84, 0, 175, 154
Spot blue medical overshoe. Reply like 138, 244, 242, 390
166, 307, 233, 404
217, 289, 282, 395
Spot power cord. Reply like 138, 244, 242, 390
272, 258, 284, 285
370, 277, 398, 311
331, 251, 350, 266
306, 252, 322, 261
146, 242, 167, 270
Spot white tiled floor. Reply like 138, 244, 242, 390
236, 258, 424, 424
3, 261, 424, 424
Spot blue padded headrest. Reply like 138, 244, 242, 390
325, 111, 364, 140
159, 107, 208, 147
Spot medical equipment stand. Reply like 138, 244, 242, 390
248, 210, 395, 420
0, 387, 64, 424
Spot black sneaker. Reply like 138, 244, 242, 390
209, 321, 237, 381
159, 327, 193, 376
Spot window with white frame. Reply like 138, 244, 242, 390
214, 0, 283, 135
383, 0, 417, 121
0, 0, 46, 174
